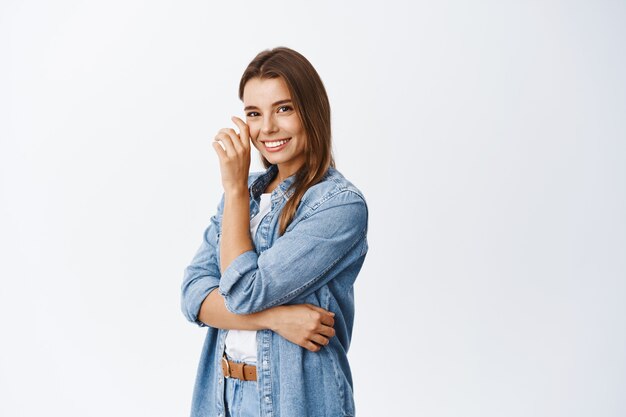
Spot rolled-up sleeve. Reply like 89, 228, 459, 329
180, 195, 224, 327
218, 190, 368, 315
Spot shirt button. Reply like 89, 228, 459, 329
218, 378, 222, 384
263, 360, 268, 367
265, 396, 271, 403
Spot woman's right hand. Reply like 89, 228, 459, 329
267, 304, 336, 352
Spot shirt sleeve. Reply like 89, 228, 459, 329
180, 194, 225, 327
218, 189, 368, 315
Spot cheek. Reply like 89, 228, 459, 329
248, 127, 263, 150
283, 118, 304, 136
246, 122, 260, 140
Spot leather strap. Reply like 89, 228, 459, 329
221, 355, 257, 381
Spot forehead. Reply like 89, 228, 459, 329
242, 77, 291, 106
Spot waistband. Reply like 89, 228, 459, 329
221, 354, 257, 381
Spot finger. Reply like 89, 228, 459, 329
218, 128, 243, 153
310, 333, 329, 347
231, 116, 250, 149
305, 305, 335, 327
212, 140, 227, 159
317, 324, 336, 339
304, 341, 322, 352
307, 304, 335, 317
320, 313, 334, 327
214, 132, 237, 157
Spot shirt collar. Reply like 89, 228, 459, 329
249, 164, 297, 201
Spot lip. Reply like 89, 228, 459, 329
262, 137, 291, 152
260, 137, 290, 143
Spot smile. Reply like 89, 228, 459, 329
263, 138, 291, 151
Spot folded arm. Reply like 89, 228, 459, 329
180, 192, 338, 351
199, 289, 336, 351
218, 189, 368, 315
198, 288, 269, 330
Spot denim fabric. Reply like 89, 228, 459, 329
224, 378, 260, 417
181, 164, 369, 417
224, 355, 261, 417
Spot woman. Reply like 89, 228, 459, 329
181, 46, 369, 417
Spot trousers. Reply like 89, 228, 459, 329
224, 357, 261, 417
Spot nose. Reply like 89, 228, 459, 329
261, 114, 278, 136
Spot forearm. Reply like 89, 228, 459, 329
198, 288, 277, 330
220, 187, 254, 274
199, 289, 338, 353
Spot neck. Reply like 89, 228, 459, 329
275, 161, 304, 183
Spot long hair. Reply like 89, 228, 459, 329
239, 46, 335, 236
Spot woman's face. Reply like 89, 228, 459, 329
243, 77, 307, 177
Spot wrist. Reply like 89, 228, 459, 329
258, 306, 283, 331
224, 184, 249, 197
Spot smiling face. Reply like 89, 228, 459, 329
243, 76, 307, 179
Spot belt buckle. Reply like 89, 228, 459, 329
222, 355, 231, 378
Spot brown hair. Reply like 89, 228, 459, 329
239, 46, 335, 236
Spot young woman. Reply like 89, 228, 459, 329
181, 46, 369, 417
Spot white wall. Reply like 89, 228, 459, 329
1, 1, 625, 416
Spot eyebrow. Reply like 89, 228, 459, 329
244, 99, 292, 111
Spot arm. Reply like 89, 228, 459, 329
220, 187, 254, 275
181, 205, 337, 350
218, 189, 368, 315
199, 118, 357, 338
180, 198, 223, 327
198, 288, 270, 330
180, 187, 337, 350
212, 117, 255, 275
199, 289, 336, 352
180, 190, 260, 328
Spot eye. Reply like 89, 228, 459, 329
277, 105, 293, 113
246, 111, 259, 117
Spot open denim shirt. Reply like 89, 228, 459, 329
181, 164, 369, 417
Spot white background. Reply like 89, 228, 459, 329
1, 1, 625, 416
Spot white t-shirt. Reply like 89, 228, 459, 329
224, 192, 272, 364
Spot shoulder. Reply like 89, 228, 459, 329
302, 167, 367, 207
288, 167, 368, 235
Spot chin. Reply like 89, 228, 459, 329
263, 155, 283, 164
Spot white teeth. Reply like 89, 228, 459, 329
265, 139, 289, 148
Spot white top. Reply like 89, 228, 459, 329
224, 192, 272, 364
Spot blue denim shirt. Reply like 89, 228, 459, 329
181, 164, 369, 417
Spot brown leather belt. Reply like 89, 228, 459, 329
221, 355, 257, 381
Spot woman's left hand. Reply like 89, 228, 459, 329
212, 116, 251, 193
266, 304, 336, 352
